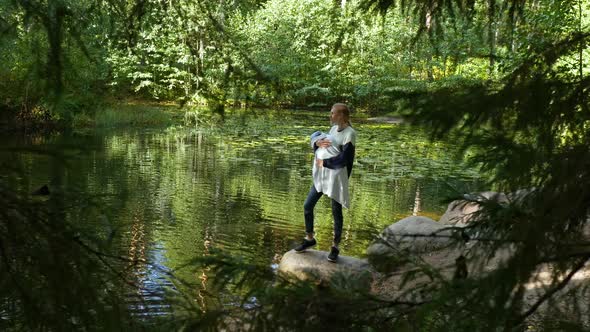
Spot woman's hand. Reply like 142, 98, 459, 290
316, 158, 324, 168
316, 139, 331, 148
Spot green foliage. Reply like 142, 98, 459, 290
0, 0, 112, 126
2, 0, 590, 329
404, 31, 590, 189
106, 5, 194, 101
5, 0, 548, 123
352, 1, 590, 330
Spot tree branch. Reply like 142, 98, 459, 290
512, 254, 590, 327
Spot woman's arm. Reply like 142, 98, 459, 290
314, 138, 331, 152
322, 142, 355, 177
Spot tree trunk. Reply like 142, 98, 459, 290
579, 0, 583, 82
45, 0, 65, 101
426, 8, 434, 81
412, 184, 421, 216
487, 0, 496, 78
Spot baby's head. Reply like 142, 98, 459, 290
311, 131, 328, 142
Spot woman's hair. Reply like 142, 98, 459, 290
332, 103, 351, 124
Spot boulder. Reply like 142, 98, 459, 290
366, 216, 455, 272
278, 249, 372, 292
439, 191, 508, 227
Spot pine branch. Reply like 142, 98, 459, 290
512, 254, 590, 327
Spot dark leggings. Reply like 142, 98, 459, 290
303, 185, 343, 245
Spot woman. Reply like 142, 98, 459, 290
309, 131, 350, 209
294, 103, 357, 263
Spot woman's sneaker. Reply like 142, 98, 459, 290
294, 238, 317, 252
327, 246, 340, 262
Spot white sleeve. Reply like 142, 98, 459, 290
343, 129, 356, 146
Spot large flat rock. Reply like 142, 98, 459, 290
278, 249, 372, 291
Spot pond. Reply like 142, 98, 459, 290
2, 108, 483, 319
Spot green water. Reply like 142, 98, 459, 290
2, 109, 482, 316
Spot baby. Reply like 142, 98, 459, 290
310, 131, 341, 159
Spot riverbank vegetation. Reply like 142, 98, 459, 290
3, 0, 587, 126
2, 0, 590, 330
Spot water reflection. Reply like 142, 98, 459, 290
1, 111, 483, 317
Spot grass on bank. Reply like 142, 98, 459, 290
72, 104, 183, 128
70, 101, 396, 131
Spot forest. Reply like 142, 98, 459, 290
1, 0, 590, 331
0, 0, 585, 123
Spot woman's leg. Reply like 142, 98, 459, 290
303, 185, 323, 238
331, 199, 343, 246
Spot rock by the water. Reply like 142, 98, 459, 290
366, 216, 455, 272
32, 184, 50, 196
373, 216, 453, 252
439, 191, 508, 227
278, 249, 372, 291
